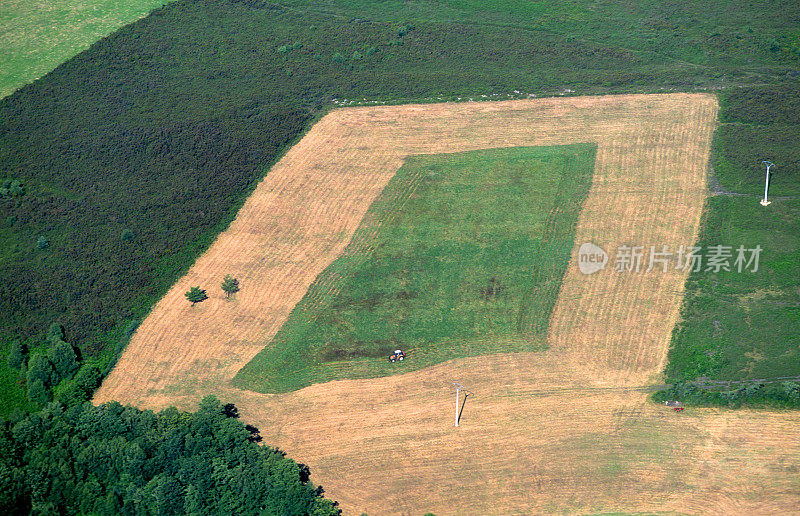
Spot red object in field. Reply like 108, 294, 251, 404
674, 407, 684, 412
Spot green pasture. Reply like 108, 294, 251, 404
0, 0, 168, 98
234, 144, 595, 393
667, 195, 800, 382
665, 85, 800, 404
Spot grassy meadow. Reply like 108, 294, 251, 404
234, 145, 595, 393
0, 0, 170, 99
663, 84, 800, 406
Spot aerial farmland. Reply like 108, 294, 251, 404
1, 0, 799, 514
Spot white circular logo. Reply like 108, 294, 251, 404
578, 242, 608, 275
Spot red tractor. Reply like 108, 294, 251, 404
665, 400, 684, 412
389, 349, 405, 363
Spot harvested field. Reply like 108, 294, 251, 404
96, 94, 800, 513
233, 144, 596, 393
223, 355, 800, 515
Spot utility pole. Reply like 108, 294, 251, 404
760, 161, 774, 206
451, 382, 474, 428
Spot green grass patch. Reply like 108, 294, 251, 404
234, 144, 595, 393
666, 196, 800, 382
665, 84, 800, 397
0, 0, 171, 99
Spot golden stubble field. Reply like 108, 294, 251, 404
95, 94, 800, 514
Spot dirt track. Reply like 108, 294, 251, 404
95, 94, 800, 514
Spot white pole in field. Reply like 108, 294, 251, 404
454, 384, 461, 427
451, 382, 473, 428
761, 161, 774, 206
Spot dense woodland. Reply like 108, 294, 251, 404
0, 396, 339, 515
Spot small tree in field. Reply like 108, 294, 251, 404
185, 286, 208, 306
221, 275, 240, 299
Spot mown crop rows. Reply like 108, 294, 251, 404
94, 95, 800, 515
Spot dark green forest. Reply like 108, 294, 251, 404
0, 0, 798, 411
0, 396, 339, 515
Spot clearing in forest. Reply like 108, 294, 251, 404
97, 94, 800, 514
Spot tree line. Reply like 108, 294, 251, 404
6, 323, 102, 409
0, 395, 339, 515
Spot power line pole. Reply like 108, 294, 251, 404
760, 160, 774, 206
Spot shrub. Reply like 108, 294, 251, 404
397, 24, 415, 37
221, 275, 240, 299
0, 179, 24, 197
185, 286, 208, 306
7, 340, 26, 370
36, 236, 49, 250
47, 340, 79, 382
46, 323, 65, 343
9, 181, 24, 197
783, 381, 800, 400
744, 381, 764, 397
123, 320, 140, 339
674, 382, 697, 398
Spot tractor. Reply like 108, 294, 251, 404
664, 400, 685, 412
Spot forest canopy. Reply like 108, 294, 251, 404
0, 396, 339, 515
